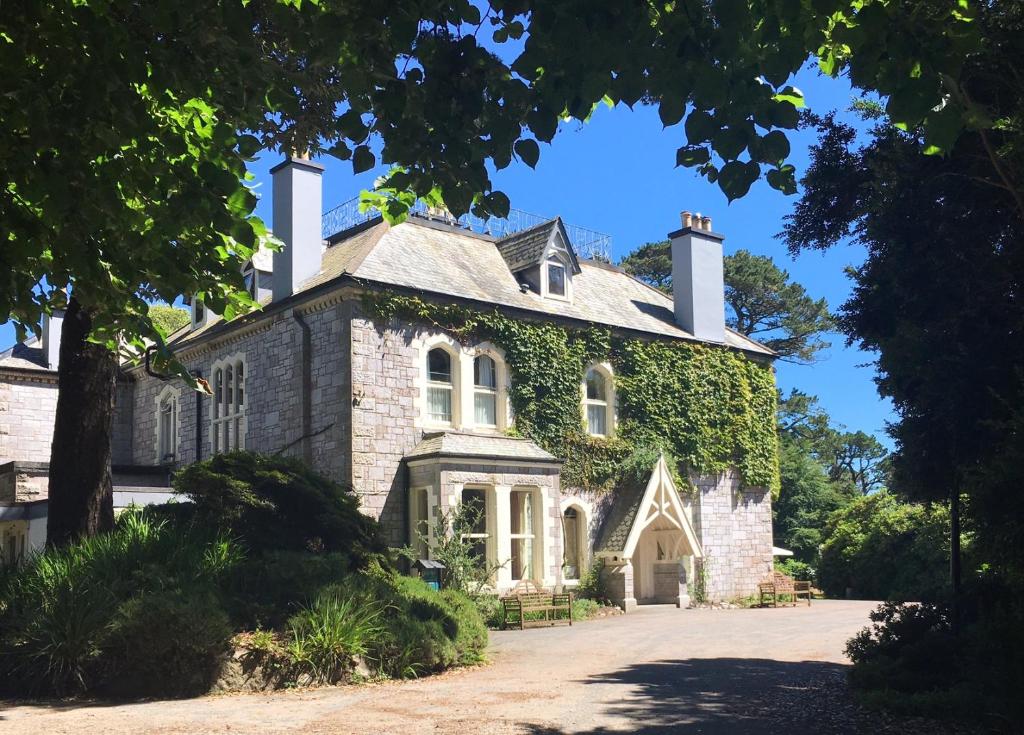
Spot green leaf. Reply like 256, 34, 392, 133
659, 95, 686, 127
514, 138, 540, 168
760, 130, 791, 163
685, 110, 716, 145
676, 145, 711, 168
352, 145, 375, 174
717, 160, 760, 201
773, 86, 805, 109
766, 164, 797, 195
488, 191, 511, 218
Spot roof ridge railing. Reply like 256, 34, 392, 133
321, 195, 612, 262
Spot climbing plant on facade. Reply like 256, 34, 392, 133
362, 292, 779, 494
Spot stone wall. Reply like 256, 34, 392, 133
0, 463, 49, 503
129, 298, 351, 488
348, 310, 423, 544
0, 374, 58, 464
690, 471, 773, 601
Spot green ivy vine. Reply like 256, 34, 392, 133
362, 292, 780, 495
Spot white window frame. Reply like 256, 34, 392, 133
419, 336, 462, 428
542, 258, 573, 302
210, 353, 247, 453
582, 362, 616, 437
425, 345, 457, 426
460, 486, 494, 569
470, 343, 509, 431
509, 486, 543, 582
153, 384, 181, 464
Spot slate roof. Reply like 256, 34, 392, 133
594, 480, 647, 554
405, 431, 559, 463
167, 215, 773, 357
0, 338, 50, 372
493, 217, 580, 274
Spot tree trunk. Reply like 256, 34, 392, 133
46, 297, 117, 547
950, 483, 962, 633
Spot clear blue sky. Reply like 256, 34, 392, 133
0, 66, 893, 442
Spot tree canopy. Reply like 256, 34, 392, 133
1, 0, 981, 359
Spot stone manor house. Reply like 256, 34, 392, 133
0, 157, 778, 608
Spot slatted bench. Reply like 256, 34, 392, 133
500, 581, 573, 630
758, 571, 812, 607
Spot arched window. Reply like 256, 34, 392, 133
563, 507, 582, 580
426, 348, 454, 424
158, 393, 177, 462
212, 355, 246, 452
584, 365, 614, 437
154, 385, 180, 464
473, 355, 498, 427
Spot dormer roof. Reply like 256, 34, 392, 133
495, 217, 581, 274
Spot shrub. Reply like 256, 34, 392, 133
575, 558, 609, 603
173, 452, 385, 563
775, 558, 815, 583
818, 491, 951, 600
286, 585, 386, 684
473, 594, 504, 629
227, 550, 352, 628
103, 589, 232, 697
364, 564, 486, 677
571, 597, 601, 621
0, 512, 238, 696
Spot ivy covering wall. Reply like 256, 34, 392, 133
363, 293, 780, 495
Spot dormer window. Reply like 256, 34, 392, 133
243, 267, 256, 299
192, 298, 205, 328
547, 261, 567, 297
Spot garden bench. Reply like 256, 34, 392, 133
758, 571, 812, 608
500, 581, 573, 630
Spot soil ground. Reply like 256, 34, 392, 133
0, 600, 974, 734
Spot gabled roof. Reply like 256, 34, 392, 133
595, 454, 703, 559
405, 430, 559, 464
495, 217, 581, 274
165, 216, 774, 357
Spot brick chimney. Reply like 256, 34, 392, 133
41, 310, 64, 370
670, 210, 726, 343
271, 155, 325, 302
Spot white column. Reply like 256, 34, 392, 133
494, 484, 512, 590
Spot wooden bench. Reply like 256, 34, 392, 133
758, 571, 812, 608
500, 581, 573, 630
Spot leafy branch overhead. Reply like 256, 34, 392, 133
0, 0, 981, 368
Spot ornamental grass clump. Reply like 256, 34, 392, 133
0, 511, 240, 697
286, 585, 386, 684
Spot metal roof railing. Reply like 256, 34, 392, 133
321, 195, 612, 262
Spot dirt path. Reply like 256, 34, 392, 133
0, 601, 961, 734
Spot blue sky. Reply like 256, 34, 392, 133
0, 66, 893, 441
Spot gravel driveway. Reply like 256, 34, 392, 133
0, 600, 971, 734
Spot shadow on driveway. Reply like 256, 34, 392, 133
526, 657, 852, 734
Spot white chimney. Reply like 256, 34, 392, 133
670, 211, 726, 343
271, 155, 325, 301
42, 310, 64, 370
